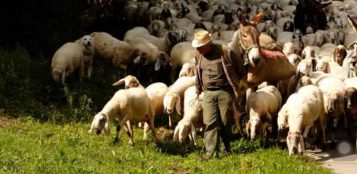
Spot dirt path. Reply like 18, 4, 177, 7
307, 142, 357, 174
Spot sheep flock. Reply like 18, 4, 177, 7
52, 0, 357, 156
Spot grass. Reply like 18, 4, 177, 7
0, 116, 332, 174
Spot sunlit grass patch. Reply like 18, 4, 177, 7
0, 117, 332, 174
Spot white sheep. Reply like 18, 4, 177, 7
163, 76, 196, 127
315, 76, 346, 128
284, 85, 326, 155
246, 85, 282, 142
169, 41, 196, 82
173, 86, 204, 146
112, 75, 141, 89
146, 82, 169, 117
90, 32, 137, 71
51, 42, 85, 85
178, 62, 195, 78
89, 81, 156, 145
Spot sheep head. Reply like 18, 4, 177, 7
249, 118, 262, 140
163, 93, 181, 115
52, 68, 65, 85
113, 75, 140, 89
173, 120, 196, 145
89, 113, 110, 136
287, 131, 304, 155
277, 105, 288, 130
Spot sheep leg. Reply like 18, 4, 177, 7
113, 124, 121, 144
298, 135, 305, 155
168, 114, 173, 128
125, 120, 134, 145
148, 117, 157, 143
319, 112, 327, 144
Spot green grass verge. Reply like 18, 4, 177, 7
0, 117, 331, 174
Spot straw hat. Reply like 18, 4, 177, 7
191, 30, 212, 48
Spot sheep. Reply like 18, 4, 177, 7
146, 82, 169, 118
75, 35, 95, 79
245, 85, 282, 142
90, 32, 138, 71
51, 42, 85, 85
89, 78, 156, 145
284, 85, 326, 155
178, 62, 195, 78
344, 77, 357, 124
169, 41, 196, 82
112, 75, 141, 89
163, 76, 196, 128
126, 37, 171, 82
173, 86, 204, 146
315, 76, 346, 128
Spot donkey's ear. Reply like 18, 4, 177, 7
237, 9, 247, 25
251, 10, 266, 25
347, 15, 357, 32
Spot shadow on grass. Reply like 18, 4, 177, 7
155, 139, 201, 157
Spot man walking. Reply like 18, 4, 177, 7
192, 30, 246, 159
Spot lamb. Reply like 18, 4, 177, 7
284, 85, 326, 155
173, 86, 204, 146
89, 77, 156, 145
51, 42, 85, 85
163, 76, 196, 127
245, 85, 282, 142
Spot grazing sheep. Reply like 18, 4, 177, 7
246, 85, 282, 142
89, 80, 156, 145
284, 85, 326, 155
51, 42, 85, 85
163, 76, 196, 127
173, 86, 204, 145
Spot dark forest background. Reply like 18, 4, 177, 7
0, 0, 138, 123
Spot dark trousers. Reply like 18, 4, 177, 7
202, 89, 233, 156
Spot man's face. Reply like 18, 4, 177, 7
196, 42, 211, 55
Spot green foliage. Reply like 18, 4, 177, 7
0, 119, 332, 174
0, 46, 120, 123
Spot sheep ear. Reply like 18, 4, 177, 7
155, 58, 162, 71
173, 124, 180, 141
133, 55, 141, 64
175, 95, 182, 116
113, 79, 124, 86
